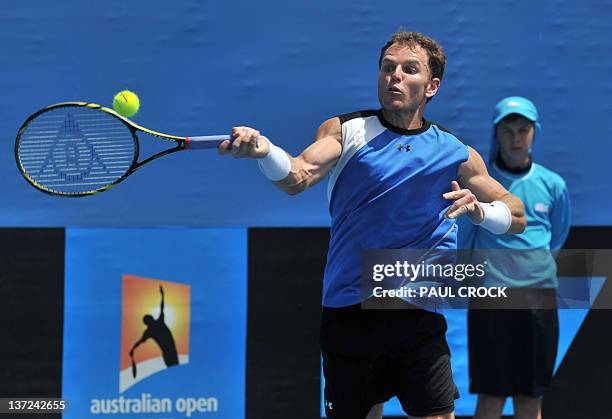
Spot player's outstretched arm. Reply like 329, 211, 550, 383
218, 118, 342, 195
444, 147, 526, 234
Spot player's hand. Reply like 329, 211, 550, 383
442, 181, 484, 223
218, 126, 270, 159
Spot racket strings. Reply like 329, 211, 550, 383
17, 106, 136, 194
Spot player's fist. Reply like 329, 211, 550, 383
218, 126, 270, 159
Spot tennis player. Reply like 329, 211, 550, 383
460, 97, 571, 419
220, 32, 527, 419
129, 285, 179, 368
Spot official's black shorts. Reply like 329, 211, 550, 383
320, 301, 459, 418
468, 288, 559, 398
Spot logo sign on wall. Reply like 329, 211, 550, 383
62, 228, 247, 418
119, 275, 191, 393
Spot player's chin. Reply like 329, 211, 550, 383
381, 100, 409, 112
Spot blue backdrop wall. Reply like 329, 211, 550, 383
1, 0, 611, 227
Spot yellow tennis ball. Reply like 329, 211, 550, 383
113, 90, 140, 117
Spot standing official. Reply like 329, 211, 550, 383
462, 96, 571, 419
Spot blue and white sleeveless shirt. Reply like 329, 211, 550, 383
323, 110, 469, 307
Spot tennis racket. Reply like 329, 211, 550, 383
15, 102, 230, 196
130, 353, 137, 378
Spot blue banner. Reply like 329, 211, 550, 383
62, 228, 247, 418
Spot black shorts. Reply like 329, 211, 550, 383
468, 289, 559, 398
320, 301, 459, 418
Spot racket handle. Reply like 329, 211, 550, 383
185, 135, 232, 150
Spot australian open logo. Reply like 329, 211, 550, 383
120, 275, 191, 393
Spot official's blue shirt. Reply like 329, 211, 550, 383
458, 161, 571, 288
323, 110, 469, 307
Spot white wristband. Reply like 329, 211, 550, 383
473, 200, 512, 234
257, 140, 291, 181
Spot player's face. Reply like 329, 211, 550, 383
378, 44, 440, 113
496, 115, 535, 164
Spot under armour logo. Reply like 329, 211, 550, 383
397, 143, 411, 152
325, 400, 333, 411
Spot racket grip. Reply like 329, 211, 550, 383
185, 135, 232, 150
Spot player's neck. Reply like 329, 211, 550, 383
381, 108, 424, 131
